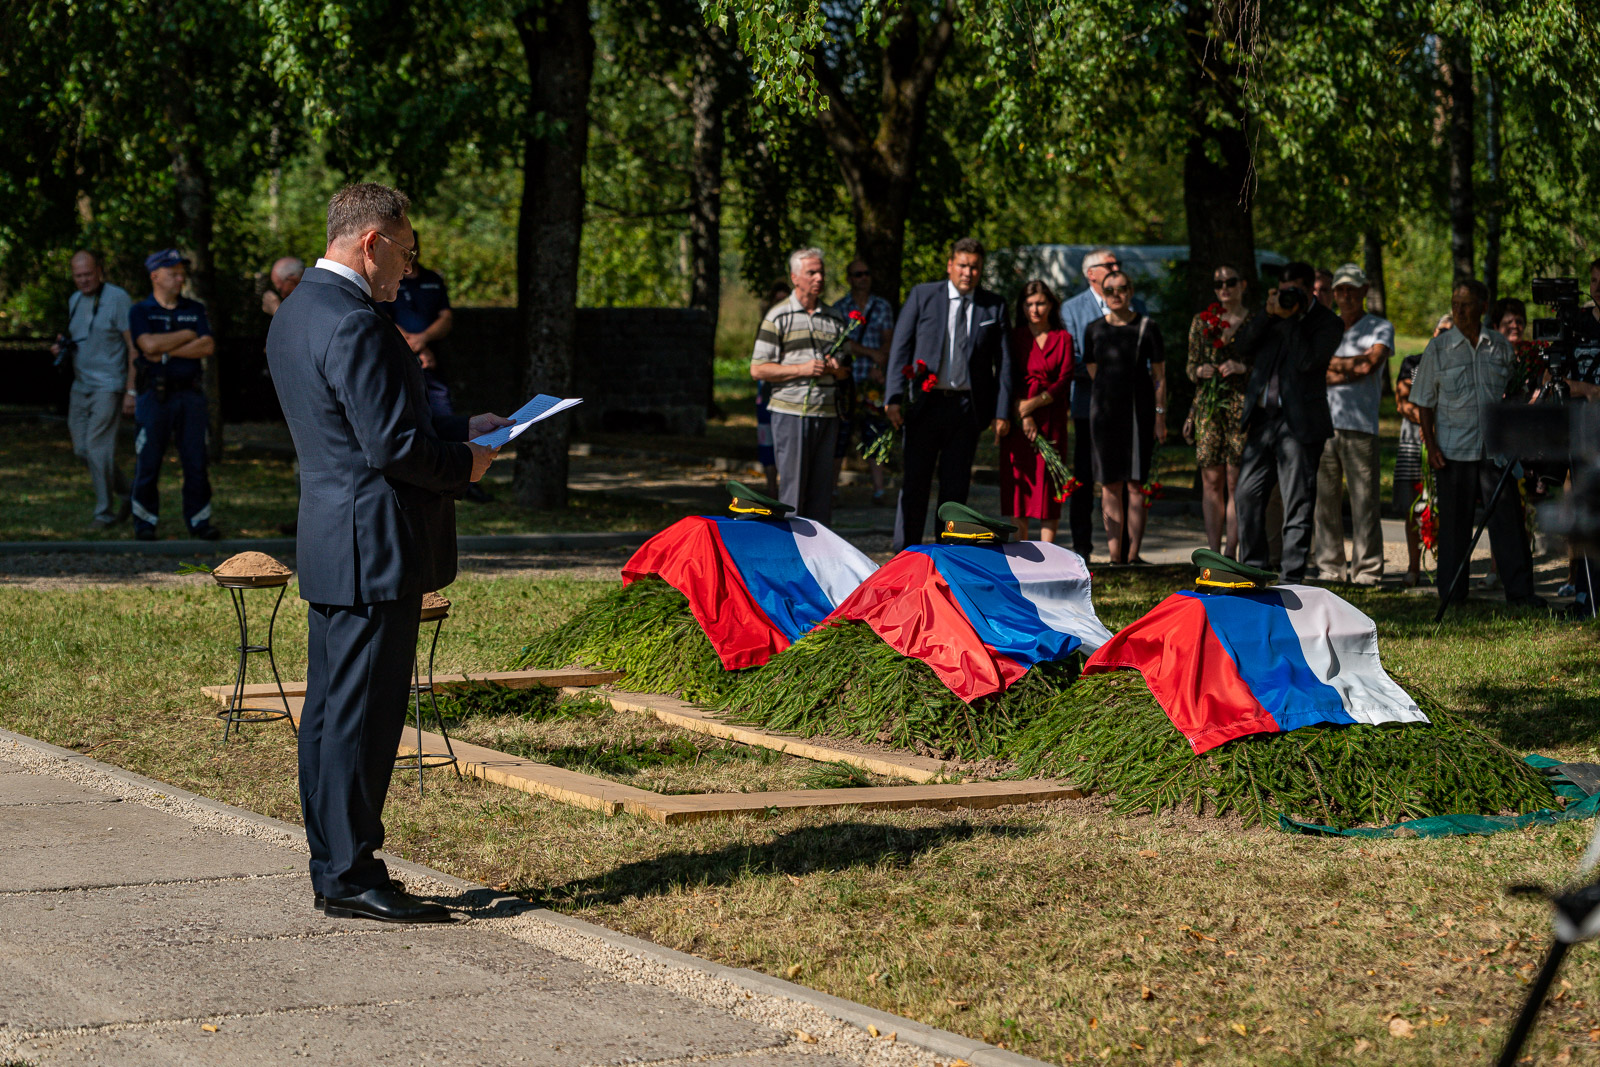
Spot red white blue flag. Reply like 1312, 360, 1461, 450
1083, 585, 1425, 754
622, 515, 877, 670
824, 542, 1112, 702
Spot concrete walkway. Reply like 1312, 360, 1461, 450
0, 731, 1040, 1067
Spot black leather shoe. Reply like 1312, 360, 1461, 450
192, 523, 223, 541
322, 885, 451, 924
135, 527, 156, 542
315, 877, 404, 911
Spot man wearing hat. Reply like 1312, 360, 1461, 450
128, 249, 220, 541
1312, 264, 1393, 585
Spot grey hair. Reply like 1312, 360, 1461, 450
788, 247, 825, 276
1080, 247, 1115, 275
273, 256, 305, 281
326, 182, 410, 246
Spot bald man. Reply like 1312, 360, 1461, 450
50, 251, 137, 527
261, 256, 305, 316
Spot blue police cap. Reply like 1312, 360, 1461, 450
145, 248, 189, 272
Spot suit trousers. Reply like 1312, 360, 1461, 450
1070, 415, 1094, 555
1434, 458, 1533, 603
770, 411, 837, 523
1313, 429, 1385, 584
300, 594, 422, 900
67, 385, 128, 523
894, 391, 980, 550
1237, 411, 1324, 581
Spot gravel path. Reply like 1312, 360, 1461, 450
0, 732, 1042, 1067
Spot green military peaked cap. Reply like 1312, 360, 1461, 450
726, 480, 793, 520
936, 502, 1017, 545
1192, 548, 1276, 592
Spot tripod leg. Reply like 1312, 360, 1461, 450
1496, 939, 1570, 1067
1434, 461, 1519, 623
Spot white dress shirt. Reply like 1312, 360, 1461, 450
315, 257, 372, 298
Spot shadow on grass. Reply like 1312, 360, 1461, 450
540, 820, 1037, 908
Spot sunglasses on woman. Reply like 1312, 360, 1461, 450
1214, 276, 1242, 289
1103, 284, 1130, 296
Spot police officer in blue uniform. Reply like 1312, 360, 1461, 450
376, 230, 453, 417
128, 248, 221, 541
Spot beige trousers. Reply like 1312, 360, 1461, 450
1313, 428, 1384, 584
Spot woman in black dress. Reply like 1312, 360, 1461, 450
1084, 270, 1166, 564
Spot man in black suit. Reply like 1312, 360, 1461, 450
266, 182, 510, 923
1233, 260, 1345, 581
885, 237, 1012, 549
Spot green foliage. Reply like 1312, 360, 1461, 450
715, 620, 1080, 761
433, 682, 618, 725
1010, 672, 1558, 829
513, 577, 736, 703
801, 759, 876, 790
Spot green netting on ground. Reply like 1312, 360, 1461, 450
1009, 671, 1558, 829
513, 577, 736, 703
714, 620, 1079, 762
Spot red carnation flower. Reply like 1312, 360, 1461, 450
921, 373, 939, 392
849, 309, 865, 322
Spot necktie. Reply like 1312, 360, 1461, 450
948, 295, 968, 384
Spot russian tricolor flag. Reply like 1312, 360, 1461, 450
1084, 585, 1426, 753
824, 541, 1112, 702
622, 515, 877, 670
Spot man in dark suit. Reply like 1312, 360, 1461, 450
266, 182, 510, 923
885, 237, 1012, 549
1233, 260, 1345, 581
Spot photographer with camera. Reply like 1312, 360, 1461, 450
1232, 261, 1344, 582
50, 251, 137, 529
1412, 279, 1542, 609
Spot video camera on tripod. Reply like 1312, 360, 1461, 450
1528, 277, 1600, 402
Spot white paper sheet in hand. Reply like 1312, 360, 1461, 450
471, 395, 583, 447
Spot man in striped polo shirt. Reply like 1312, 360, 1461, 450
750, 247, 850, 522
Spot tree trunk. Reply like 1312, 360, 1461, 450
688, 37, 724, 414
164, 85, 224, 460
1483, 65, 1502, 310
811, 3, 954, 305
1181, 0, 1259, 314
1441, 34, 1475, 282
511, 0, 594, 510
1362, 230, 1386, 316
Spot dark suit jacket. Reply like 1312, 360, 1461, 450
885, 281, 1012, 422
266, 267, 472, 606
1237, 300, 1344, 444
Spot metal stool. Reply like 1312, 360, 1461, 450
395, 592, 461, 795
212, 567, 296, 742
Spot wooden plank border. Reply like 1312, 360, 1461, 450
199, 680, 1081, 823
588, 689, 955, 784
200, 667, 624, 703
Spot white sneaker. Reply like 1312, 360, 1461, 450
1558, 582, 1578, 598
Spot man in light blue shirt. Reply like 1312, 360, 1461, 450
1412, 278, 1538, 607
51, 251, 136, 527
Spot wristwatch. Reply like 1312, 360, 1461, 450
1155, 405, 1166, 414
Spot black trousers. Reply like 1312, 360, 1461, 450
1070, 415, 1094, 555
894, 391, 980, 550
1435, 457, 1533, 602
1237, 411, 1323, 582
301, 594, 422, 899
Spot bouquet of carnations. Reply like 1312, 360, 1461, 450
1411, 454, 1438, 569
1135, 479, 1164, 509
1191, 303, 1236, 425
1502, 339, 1550, 401
1029, 435, 1076, 502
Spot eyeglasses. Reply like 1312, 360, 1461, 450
371, 229, 418, 266
1214, 277, 1242, 289
1103, 284, 1131, 296
1092, 260, 1121, 273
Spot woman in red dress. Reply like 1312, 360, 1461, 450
1000, 280, 1074, 542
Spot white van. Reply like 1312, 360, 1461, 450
988, 244, 1290, 312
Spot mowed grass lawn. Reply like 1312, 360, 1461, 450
4, 566, 1600, 1065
